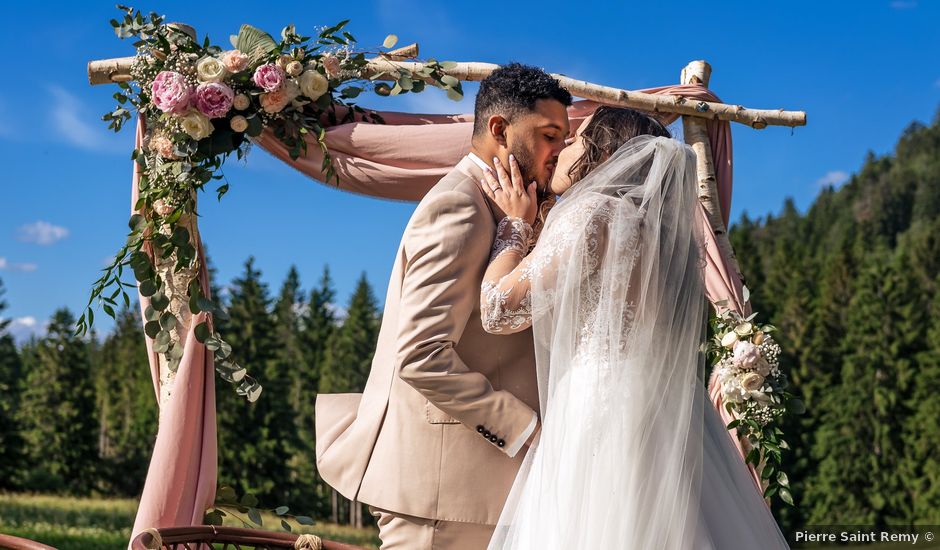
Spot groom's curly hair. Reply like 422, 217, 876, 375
473, 63, 573, 136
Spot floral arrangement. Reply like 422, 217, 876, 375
80, 6, 463, 400
705, 303, 805, 506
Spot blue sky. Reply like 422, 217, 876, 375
1, 0, 938, 343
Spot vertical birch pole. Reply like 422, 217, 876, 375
679, 60, 747, 298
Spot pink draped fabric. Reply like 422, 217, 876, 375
130, 83, 761, 542
129, 120, 218, 547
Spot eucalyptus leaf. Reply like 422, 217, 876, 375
151, 292, 170, 311
160, 312, 177, 330
144, 320, 161, 339
281, 519, 292, 532
217, 485, 237, 503
247, 507, 263, 526
295, 515, 314, 526
241, 493, 259, 507
194, 321, 210, 343
275, 506, 289, 516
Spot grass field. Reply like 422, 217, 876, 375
0, 493, 380, 550
3, 493, 939, 549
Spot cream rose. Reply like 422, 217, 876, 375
180, 110, 214, 140
233, 93, 250, 111
299, 70, 329, 100
230, 115, 248, 133
285, 60, 303, 77
740, 372, 765, 392
721, 331, 739, 348
196, 56, 226, 82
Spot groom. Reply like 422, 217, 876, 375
314, 63, 571, 549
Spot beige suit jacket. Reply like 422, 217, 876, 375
315, 157, 539, 525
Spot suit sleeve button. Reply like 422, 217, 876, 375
476, 425, 485, 433
498, 439, 506, 447
489, 435, 498, 443
483, 430, 492, 438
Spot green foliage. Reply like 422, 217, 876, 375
733, 110, 940, 531
16, 309, 99, 494
0, 278, 24, 490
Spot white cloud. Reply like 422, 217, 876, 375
47, 85, 123, 153
17, 220, 69, 245
0, 257, 38, 272
816, 170, 849, 189
4, 316, 47, 344
890, 0, 917, 8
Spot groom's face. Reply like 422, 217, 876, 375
505, 99, 570, 189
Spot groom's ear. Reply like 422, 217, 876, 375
487, 115, 509, 147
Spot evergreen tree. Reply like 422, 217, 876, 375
318, 272, 380, 526
293, 266, 337, 517
0, 278, 23, 489
17, 309, 98, 494
264, 266, 305, 505
319, 273, 380, 394
215, 257, 280, 501
95, 306, 157, 496
901, 274, 940, 522
805, 245, 923, 525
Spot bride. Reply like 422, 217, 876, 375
477, 106, 790, 549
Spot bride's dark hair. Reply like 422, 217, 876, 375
567, 106, 671, 185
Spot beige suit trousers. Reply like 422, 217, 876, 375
369, 506, 496, 550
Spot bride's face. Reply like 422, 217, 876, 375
548, 115, 592, 196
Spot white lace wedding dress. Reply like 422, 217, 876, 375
480, 136, 790, 549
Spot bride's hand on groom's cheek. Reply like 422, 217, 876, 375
479, 155, 538, 225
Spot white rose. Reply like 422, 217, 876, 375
285, 60, 303, 77
233, 93, 250, 111
180, 110, 214, 140
740, 372, 765, 392
196, 56, 227, 82
299, 70, 329, 100
230, 115, 248, 133
720, 331, 739, 348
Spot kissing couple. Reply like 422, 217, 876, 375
315, 63, 790, 549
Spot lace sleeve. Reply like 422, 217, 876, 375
481, 217, 536, 334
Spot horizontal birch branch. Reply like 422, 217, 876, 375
89, 53, 806, 129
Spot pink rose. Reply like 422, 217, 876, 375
195, 82, 234, 118
732, 340, 762, 369
151, 71, 193, 114
321, 54, 341, 79
221, 50, 249, 73
148, 134, 176, 159
252, 63, 285, 92
153, 199, 175, 216
259, 88, 290, 113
